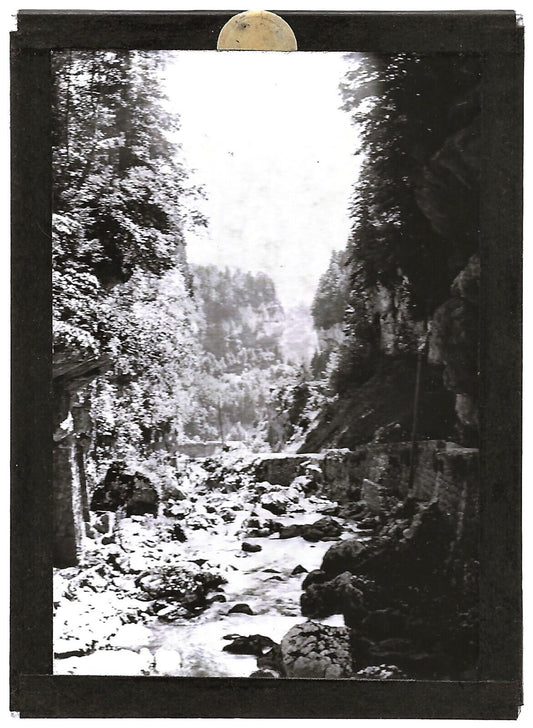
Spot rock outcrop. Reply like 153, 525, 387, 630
300, 74, 480, 454
429, 254, 480, 446
299, 497, 479, 679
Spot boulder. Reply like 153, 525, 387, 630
301, 571, 368, 625
301, 569, 329, 589
279, 517, 342, 542
260, 492, 291, 516
291, 564, 308, 576
242, 542, 262, 553
279, 525, 302, 539
256, 643, 284, 673
137, 565, 225, 611
90, 462, 159, 516
245, 517, 282, 538
302, 516, 342, 542
321, 538, 366, 576
222, 634, 276, 657
301, 528, 323, 543
280, 621, 354, 679
249, 669, 279, 678
228, 603, 254, 615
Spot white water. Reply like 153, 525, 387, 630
145, 500, 353, 677
55, 487, 359, 677
147, 532, 345, 676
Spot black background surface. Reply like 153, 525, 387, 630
10, 10, 523, 718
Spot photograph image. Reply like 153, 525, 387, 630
50, 46, 484, 683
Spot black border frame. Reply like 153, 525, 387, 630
11, 10, 523, 718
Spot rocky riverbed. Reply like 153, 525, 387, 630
53, 452, 479, 679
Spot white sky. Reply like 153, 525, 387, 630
163, 51, 360, 311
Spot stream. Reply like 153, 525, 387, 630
54, 465, 362, 678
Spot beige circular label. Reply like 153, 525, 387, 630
217, 10, 297, 51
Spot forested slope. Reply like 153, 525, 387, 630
300, 53, 481, 452
52, 50, 207, 564
185, 264, 294, 446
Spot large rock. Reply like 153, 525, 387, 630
222, 634, 275, 657
244, 515, 282, 538
301, 571, 369, 626
137, 565, 225, 611
254, 454, 322, 487
259, 490, 291, 516
321, 538, 366, 577
90, 462, 159, 516
228, 603, 254, 615
302, 516, 343, 542
280, 621, 354, 678
302, 569, 329, 590
279, 517, 342, 542
242, 541, 262, 553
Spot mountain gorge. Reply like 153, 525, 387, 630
51, 49, 482, 683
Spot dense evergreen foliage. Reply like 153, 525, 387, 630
279, 53, 481, 449
331, 53, 481, 390
52, 50, 206, 475
311, 250, 350, 332
53, 50, 301, 469
186, 265, 295, 446
310, 249, 350, 378
192, 265, 283, 372
340, 54, 480, 303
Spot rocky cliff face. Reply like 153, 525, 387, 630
429, 254, 480, 446
302, 86, 481, 452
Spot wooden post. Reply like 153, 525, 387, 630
408, 328, 429, 492
217, 399, 225, 445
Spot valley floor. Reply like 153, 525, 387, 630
53, 449, 478, 680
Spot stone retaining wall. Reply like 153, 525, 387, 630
254, 440, 479, 537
